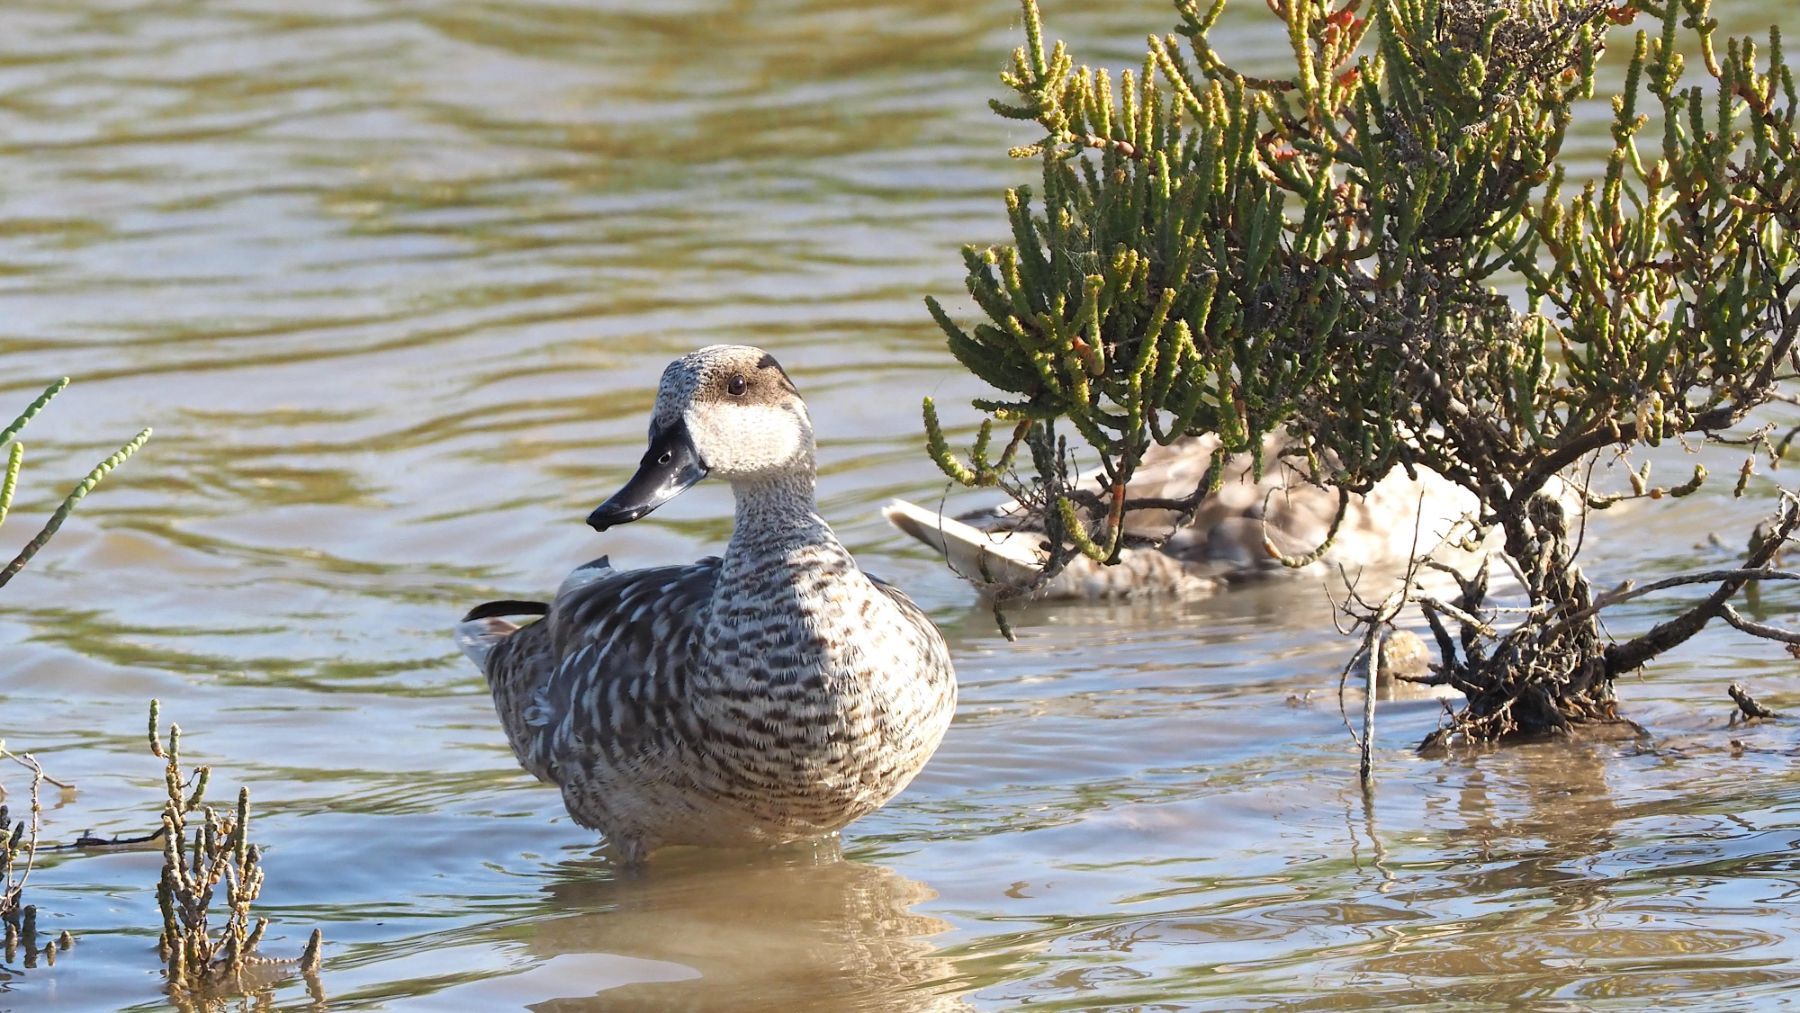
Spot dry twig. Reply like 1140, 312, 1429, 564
1728, 682, 1781, 722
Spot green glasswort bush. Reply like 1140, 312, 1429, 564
927, 0, 1800, 742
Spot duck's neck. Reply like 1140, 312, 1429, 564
724, 467, 847, 564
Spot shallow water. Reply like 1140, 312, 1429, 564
2, 0, 1798, 1009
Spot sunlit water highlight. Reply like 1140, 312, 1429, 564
1, 1, 1797, 1009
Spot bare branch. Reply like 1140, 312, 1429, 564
0, 745, 73, 790
1719, 603, 1800, 646
1565, 568, 1800, 627
1605, 497, 1800, 675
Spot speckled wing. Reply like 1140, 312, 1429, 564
482, 557, 720, 787
865, 576, 955, 674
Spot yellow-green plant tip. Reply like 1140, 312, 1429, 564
0, 442, 21, 530
233, 788, 250, 867
0, 427, 152, 591
0, 378, 70, 448
1670, 464, 1707, 497
922, 398, 979, 487
184, 767, 210, 814
1057, 496, 1111, 562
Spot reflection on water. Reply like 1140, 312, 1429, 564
514, 848, 960, 1012
1345, 743, 1797, 1006
2, 0, 1799, 1009
302, 845, 964, 1011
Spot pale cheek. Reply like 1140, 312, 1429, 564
690, 406, 805, 474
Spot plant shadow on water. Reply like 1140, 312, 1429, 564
1339, 739, 1800, 1007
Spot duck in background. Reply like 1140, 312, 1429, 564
884, 432, 1485, 600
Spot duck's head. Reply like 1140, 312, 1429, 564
588, 345, 812, 531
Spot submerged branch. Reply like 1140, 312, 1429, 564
1728, 682, 1782, 720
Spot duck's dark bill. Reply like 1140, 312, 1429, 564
587, 421, 709, 531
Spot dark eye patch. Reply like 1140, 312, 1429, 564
754, 352, 800, 395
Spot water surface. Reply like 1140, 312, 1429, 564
2, 1, 1798, 1009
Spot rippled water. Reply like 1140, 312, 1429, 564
2, 1, 1798, 1009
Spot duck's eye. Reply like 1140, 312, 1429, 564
726, 374, 748, 397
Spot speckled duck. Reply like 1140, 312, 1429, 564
457, 345, 957, 864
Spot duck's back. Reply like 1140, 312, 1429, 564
477, 555, 955, 855
482, 558, 715, 789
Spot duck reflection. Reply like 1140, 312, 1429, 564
514, 845, 967, 1012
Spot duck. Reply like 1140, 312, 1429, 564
458, 345, 957, 865
884, 432, 1483, 600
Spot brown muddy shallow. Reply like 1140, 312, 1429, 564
1, 1, 1797, 1009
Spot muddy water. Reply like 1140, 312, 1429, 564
1, 1, 1797, 1009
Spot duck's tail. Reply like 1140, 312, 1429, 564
455, 599, 549, 669
881, 498, 1044, 589
456, 557, 614, 669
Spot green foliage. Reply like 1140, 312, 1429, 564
923, 0, 1350, 563
0, 705, 320, 998
0, 379, 151, 591
930, 0, 1800, 735
0, 379, 151, 976
1311, 0, 1800, 513
0, 398, 324, 992
934, 0, 1800, 517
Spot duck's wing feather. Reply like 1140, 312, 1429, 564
482, 557, 720, 784
880, 499, 1043, 589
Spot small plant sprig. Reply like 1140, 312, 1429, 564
0, 377, 151, 590
148, 700, 321, 996
1, 746, 78, 972
0, 377, 146, 980
1, 765, 42, 935
0, 749, 71, 971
